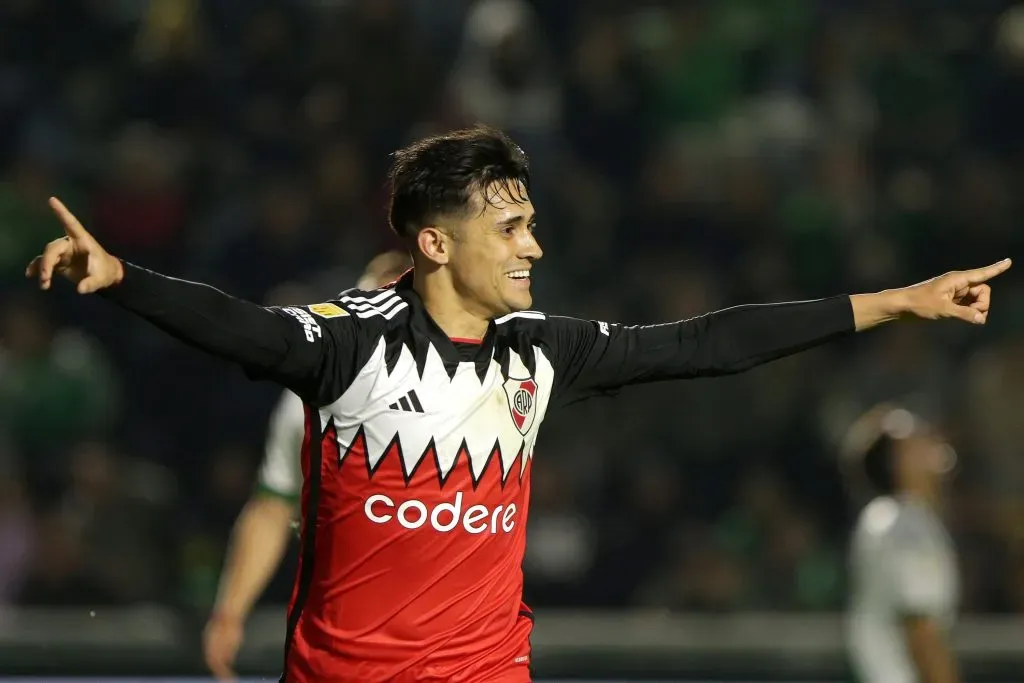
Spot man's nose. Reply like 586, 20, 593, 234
519, 231, 543, 261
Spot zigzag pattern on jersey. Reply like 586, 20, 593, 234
380, 320, 541, 385
340, 427, 530, 491
332, 342, 548, 490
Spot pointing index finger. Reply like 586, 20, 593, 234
964, 258, 1012, 285
49, 197, 90, 241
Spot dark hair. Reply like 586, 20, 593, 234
861, 435, 897, 494
386, 126, 531, 239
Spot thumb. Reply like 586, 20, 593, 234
77, 275, 104, 295
947, 302, 985, 324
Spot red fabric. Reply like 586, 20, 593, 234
284, 415, 534, 683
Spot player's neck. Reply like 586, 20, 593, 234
413, 273, 489, 342
900, 486, 939, 510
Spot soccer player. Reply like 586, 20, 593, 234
202, 250, 412, 682
842, 404, 961, 683
26, 127, 1006, 683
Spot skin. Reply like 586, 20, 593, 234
904, 614, 960, 683
203, 494, 292, 682
409, 182, 542, 341
893, 433, 954, 509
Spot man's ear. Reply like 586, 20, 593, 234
417, 227, 451, 266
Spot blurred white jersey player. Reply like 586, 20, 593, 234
842, 404, 960, 683
203, 251, 412, 681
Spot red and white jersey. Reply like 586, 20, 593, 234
285, 295, 553, 682
247, 270, 855, 683
105, 263, 855, 683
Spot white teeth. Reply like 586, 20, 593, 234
507, 270, 530, 279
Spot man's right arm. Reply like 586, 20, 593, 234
904, 616, 959, 683
203, 493, 294, 681
101, 262, 359, 405
210, 494, 295, 621
213, 389, 304, 619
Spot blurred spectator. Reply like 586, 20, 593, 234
54, 441, 171, 603
448, 0, 563, 200
753, 509, 842, 611
0, 293, 119, 500
0, 147, 82, 284
11, 440, 170, 608
1, 0, 1023, 616
963, 336, 1024, 507
524, 459, 596, 606
197, 175, 325, 303
0, 469, 32, 624
450, 0, 562, 138
15, 510, 117, 607
636, 525, 749, 613
90, 123, 188, 270
177, 442, 257, 612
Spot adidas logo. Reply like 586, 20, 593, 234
388, 389, 424, 413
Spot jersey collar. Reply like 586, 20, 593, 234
394, 270, 498, 380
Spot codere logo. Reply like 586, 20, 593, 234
283, 306, 323, 343
364, 492, 517, 534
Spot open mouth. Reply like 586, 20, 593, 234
506, 270, 531, 281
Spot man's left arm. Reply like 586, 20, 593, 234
548, 260, 1010, 405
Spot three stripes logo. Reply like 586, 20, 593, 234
389, 389, 424, 413
340, 289, 408, 320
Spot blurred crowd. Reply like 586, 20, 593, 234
2, 0, 1024, 620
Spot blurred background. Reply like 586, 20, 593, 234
2, 0, 1024, 680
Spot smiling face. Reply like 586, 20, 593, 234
386, 127, 540, 321
454, 181, 542, 317
424, 181, 543, 319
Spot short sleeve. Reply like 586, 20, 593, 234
256, 390, 306, 502
887, 535, 953, 617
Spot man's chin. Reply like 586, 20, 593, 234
505, 292, 533, 313
507, 294, 532, 313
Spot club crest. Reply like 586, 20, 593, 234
503, 375, 538, 436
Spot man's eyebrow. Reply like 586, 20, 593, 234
495, 213, 536, 226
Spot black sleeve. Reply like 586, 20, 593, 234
547, 295, 855, 406
99, 262, 365, 406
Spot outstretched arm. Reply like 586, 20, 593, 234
204, 493, 294, 681
99, 263, 339, 390
849, 258, 1008, 330
550, 260, 1011, 405
26, 198, 357, 405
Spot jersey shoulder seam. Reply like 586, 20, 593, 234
494, 310, 547, 325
